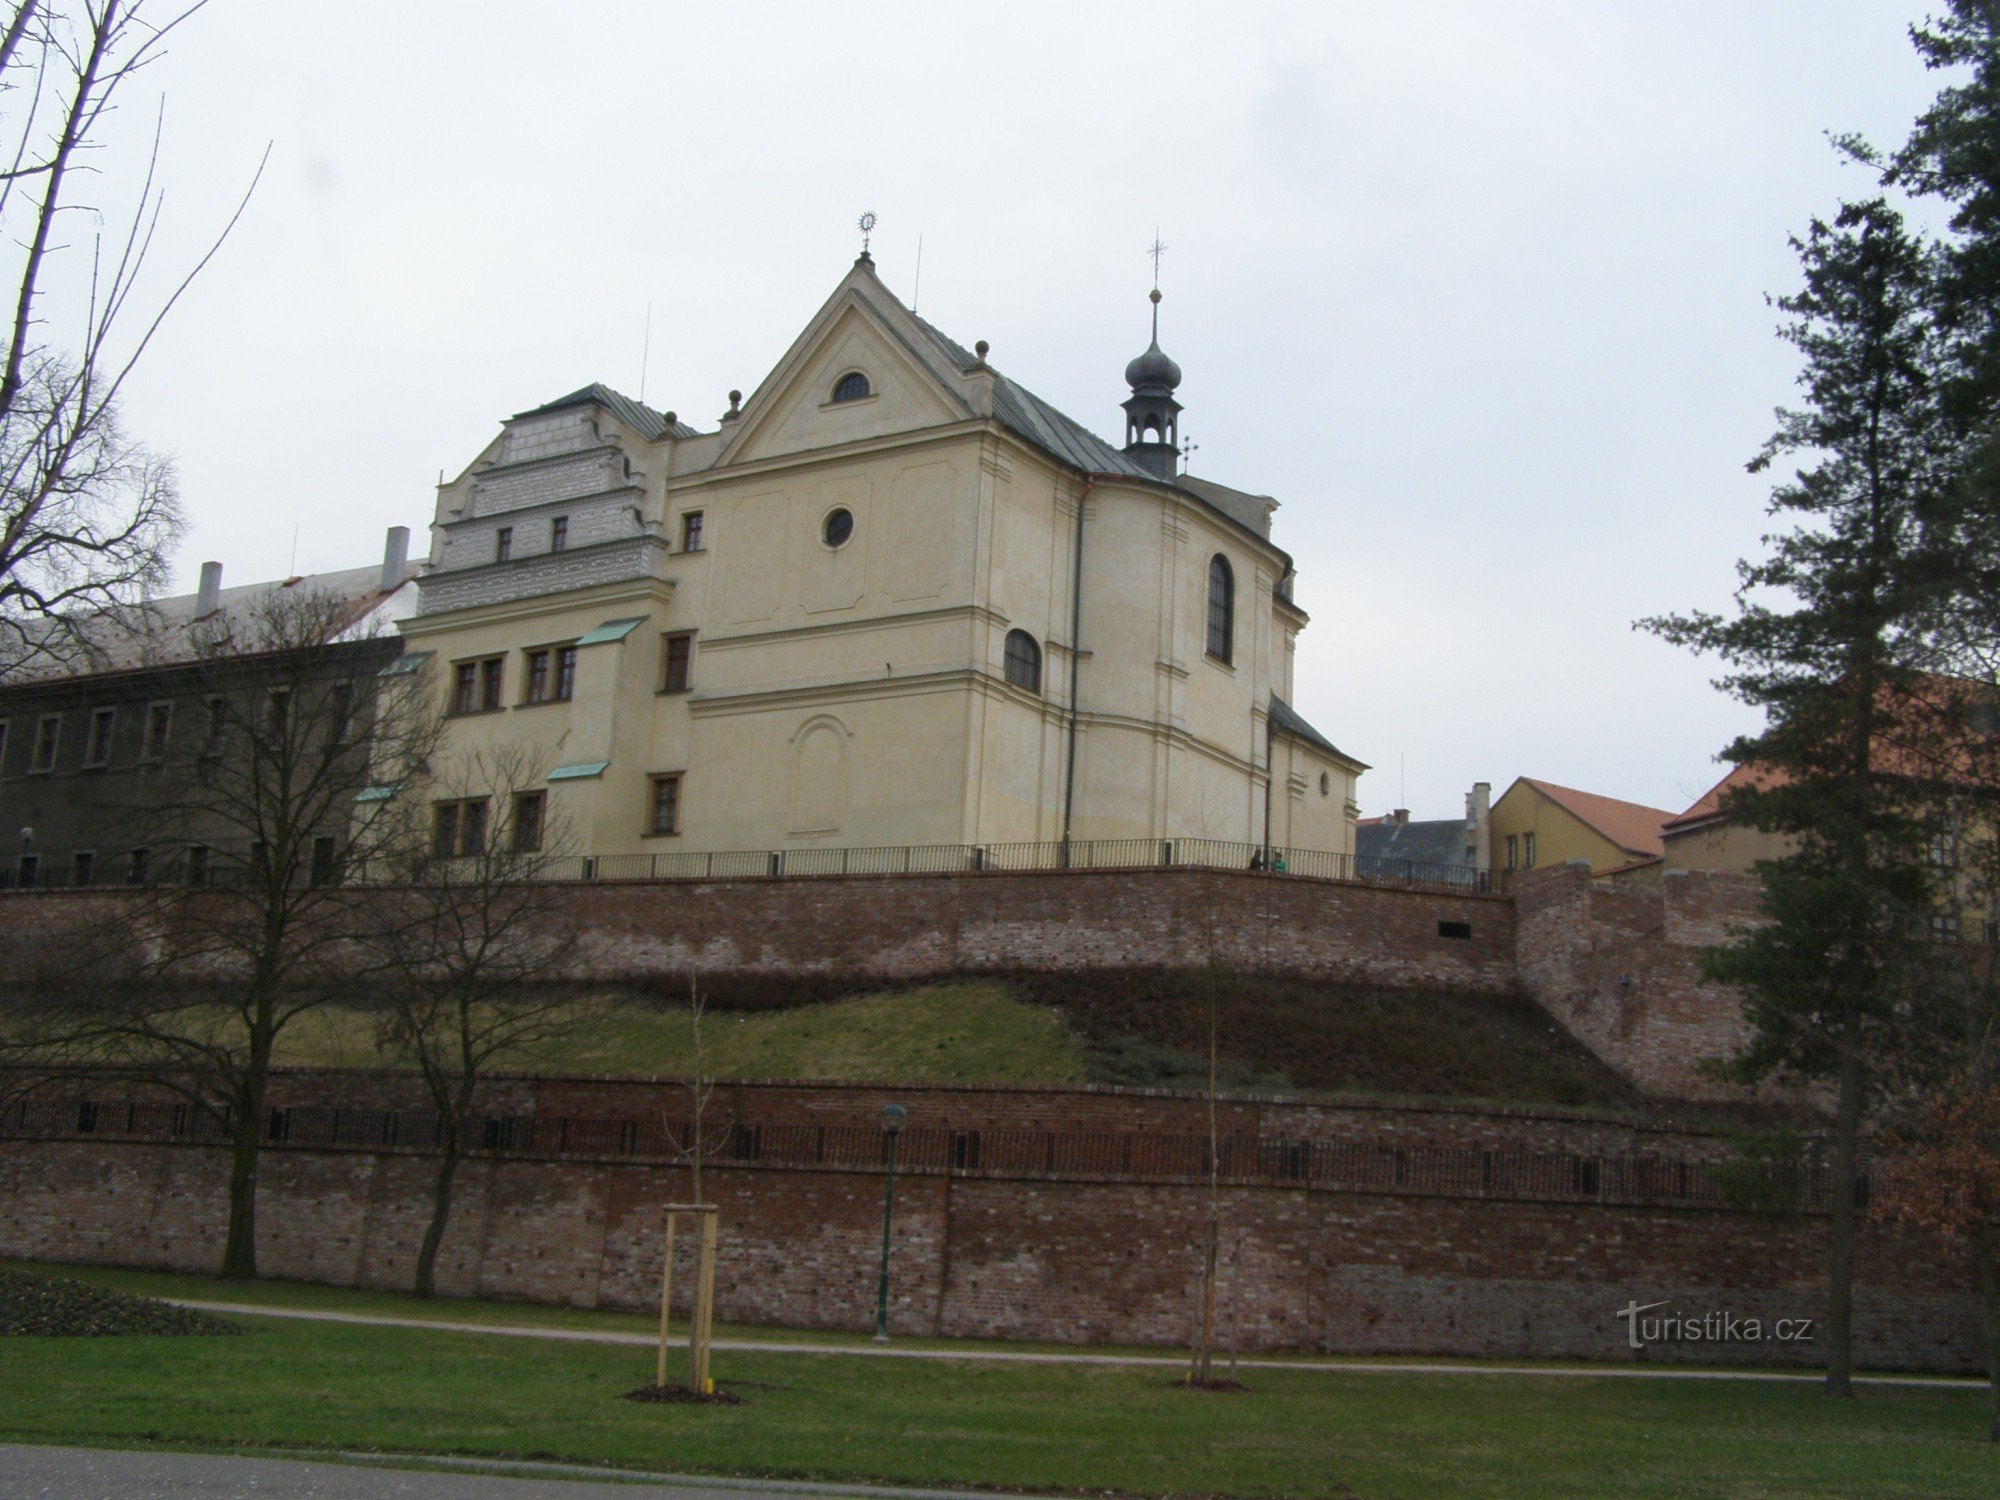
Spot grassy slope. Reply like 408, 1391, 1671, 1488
276, 980, 1089, 1087
0, 1281, 1992, 1498
1012, 970, 1640, 1108
262, 969, 1649, 1112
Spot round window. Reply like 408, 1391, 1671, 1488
822, 508, 855, 548
1319, 772, 1331, 796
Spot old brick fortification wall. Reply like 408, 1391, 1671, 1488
226, 1069, 1739, 1160
0, 1126, 1976, 1372
1514, 864, 1766, 1099
0, 866, 1516, 995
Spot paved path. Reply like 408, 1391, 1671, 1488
167, 1299, 1984, 1389
0, 1445, 1038, 1500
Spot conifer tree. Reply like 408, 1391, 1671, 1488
1642, 198, 1953, 1396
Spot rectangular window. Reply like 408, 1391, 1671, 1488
512, 791, 545, 853
72, 851, 95, 887
85, 707, 115, 767
452, 661, 478, 714
551, 515, 569, 552
1523, 832, 1538, 868
1505, 835, 1518, 871
661, 632, 694, 693
328, 682, 354, 746
204, 697, 227, 756
31, 714, 59, 772
479, 657, 504, 712
16, 853, 38, 887
186, 845, 210, 887
432, 802, 459, 859
1931, 913, 1963, 943
648, 773, 682, 836
525, 649, 551, 703
268, 690, 290, 736
432, 798, 490, 857
1931, 828, 1959, 869
496, 526, 513, 562
311, 836, 337, 886
555, 645, 577, 701
126, 848, 149, 886
461, 798, 487, 855
142, 702, 172, 760
680, 510, 704, 553
0, 720, 8, 771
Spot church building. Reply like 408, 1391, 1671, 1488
399, 252, 1363, 862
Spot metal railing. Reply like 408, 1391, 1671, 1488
0, 836, 1495, 896
0, 1096, 1830, 1214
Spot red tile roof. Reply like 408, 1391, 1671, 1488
1515, 778, 1677, 858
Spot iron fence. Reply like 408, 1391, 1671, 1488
0, 837, 1493, 897
0, 1095, 1831, 1214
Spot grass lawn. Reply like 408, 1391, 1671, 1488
2, 1267, 1995, 1497
273, 979, 1090, 1087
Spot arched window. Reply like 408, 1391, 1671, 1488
831, 371, 871, 403
1003, 629, 1041, 693
1206, 554, 1234, 663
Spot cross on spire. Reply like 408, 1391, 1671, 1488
1148, 231, 1168, 287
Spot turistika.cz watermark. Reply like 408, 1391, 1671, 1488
1616, 1300, 1816, 1350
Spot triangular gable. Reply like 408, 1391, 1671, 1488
1501, 777, 1674, 858
715, 262, 979, 469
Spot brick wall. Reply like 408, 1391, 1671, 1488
0, 1130, 1976, 1371
556, 866, 1516, 992
1514, 864, 1769, 1100
1, 866, 1517, 996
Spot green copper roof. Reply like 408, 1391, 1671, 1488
575, 616, 648, 646
376, 650, 433, 676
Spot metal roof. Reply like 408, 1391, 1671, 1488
515, 383, 701, 441
1270, 694, 1364, 767
1355, 817, 1471, 869
575, 616, 649, 646
909, 314, 1154, 481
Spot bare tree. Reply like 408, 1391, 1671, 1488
12, 585, 438, 1277
668, 966, 718, 1204
0, 2, 263, 672
366, 746, 587, 1298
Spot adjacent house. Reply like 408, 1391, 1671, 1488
1488, 776, 1674, 883
0, 530, 418, 886
1354, 781, 1492, 887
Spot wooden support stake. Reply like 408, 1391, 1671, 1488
692, 1208, 719, 1393
657, 1209, 678, 1390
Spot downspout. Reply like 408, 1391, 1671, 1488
1060, 476, 1093, 846
1261, 709, 1275, 860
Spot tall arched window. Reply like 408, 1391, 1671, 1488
1206, 554, 1234, 663
1003, 629, 1041, 693
831, 371, 871, 403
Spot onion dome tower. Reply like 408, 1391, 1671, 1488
1121, 286, 1183, 480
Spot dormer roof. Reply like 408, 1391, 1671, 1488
515, 382, 701, 441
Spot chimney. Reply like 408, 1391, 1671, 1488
1392, 808, 1410, 824
380, 526, 411, 591
195, 561, 223, 617
1466, 781, 1493, 875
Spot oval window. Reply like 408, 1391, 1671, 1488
822, 508, 855, 548
1319, 772, 1331, 796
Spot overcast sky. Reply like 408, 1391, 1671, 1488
48, 1, 1950, 822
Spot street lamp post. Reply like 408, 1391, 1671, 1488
873, 1102, 906, 1342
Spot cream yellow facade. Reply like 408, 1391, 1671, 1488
1489, 777, 1673, 881
400, 258, 1363, 861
